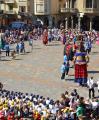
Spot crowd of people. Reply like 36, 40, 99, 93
0, 25, 99, 120
0, 26, 99, 57
60, 29, 99, 85
0, 27, 44, 58
0, 87, 99, 120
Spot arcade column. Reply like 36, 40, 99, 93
48, 16, 53, 27
78, 16, 81, 31
65, 17, 68, 30
77, 13, 84, 31
71, 16, 73, 29
89, 16, 93, 31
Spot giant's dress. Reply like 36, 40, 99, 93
74, 51, 89, 85
43, 30, 48, 45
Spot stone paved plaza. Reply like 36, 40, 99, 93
0, 40, 99, 100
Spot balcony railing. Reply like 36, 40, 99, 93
5, 0, 15, 4
83, 8, 99, 13
60, 8, 78, 13
5, 10, 16, 14
61, 8, 70, 13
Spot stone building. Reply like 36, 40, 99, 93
0, 0, 99, 30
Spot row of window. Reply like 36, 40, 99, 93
86, 0, 97, 8
1, 0, 98, 14
8, 5, 26, 12
59, 0, 98, 9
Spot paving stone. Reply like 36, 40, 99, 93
0, 40, 99, 100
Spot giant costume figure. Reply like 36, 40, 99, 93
74, 42, 89, 86
42, 29, 48, 45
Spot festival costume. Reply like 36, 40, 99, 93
64, 43, 75, 61
74, 51, 89, 85
43, 30, 48, 45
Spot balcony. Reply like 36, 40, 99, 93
5, 0, 15, 4
60, 8, 78, 13
5, 10, 16, 14
83, 8, 99, 14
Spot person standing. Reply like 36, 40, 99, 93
11, 50, 16, 59
74, 43, 89, 86
16, 42, 19, 54
18, 41, 22, 54
5, 43, 10, 56
28, 33, 33, 52
42, 29, 48, 45
97, 80, 99, 93
87, 39, 92, 54
60, 62, 66, 80
63, 54, 68, 63
87, 77, 95, 99
65, 61, 70, 76
21, 40, 25, 54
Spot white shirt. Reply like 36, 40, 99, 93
87, 78, 94, 89
97, 81, 99, 89
46, 100, 50, 105
91, 101, 98, 109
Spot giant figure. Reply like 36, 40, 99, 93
74, 42, 89, 86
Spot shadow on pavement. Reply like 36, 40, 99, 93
69, 74, 74, 76
91, 51, 99, 55
46, 44, 61, 46
0, 59, 11, 61
65, 78, 74, 81
14, 58, 22, 60
88, 71, 99, 74
34, 47, 41, 49
94, 96, 99, 99
25, 52, 31, 54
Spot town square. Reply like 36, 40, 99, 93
0, 0, 99, 120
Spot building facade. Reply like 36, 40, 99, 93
30, 0, 60, 27
0, 0, 99, 30
30, 0, 99, 30
60, 0, 99, 30
0, 0, 30, 25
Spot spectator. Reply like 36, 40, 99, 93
87, 77, 95, 99
65, 61, 70, 77
60, 62, 66, 80
97, 80, 99, 93
4, 43, 10, 56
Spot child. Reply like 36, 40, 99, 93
65, 61, 70, 76
61, 62, 66, 80
11, 50, 16, 59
